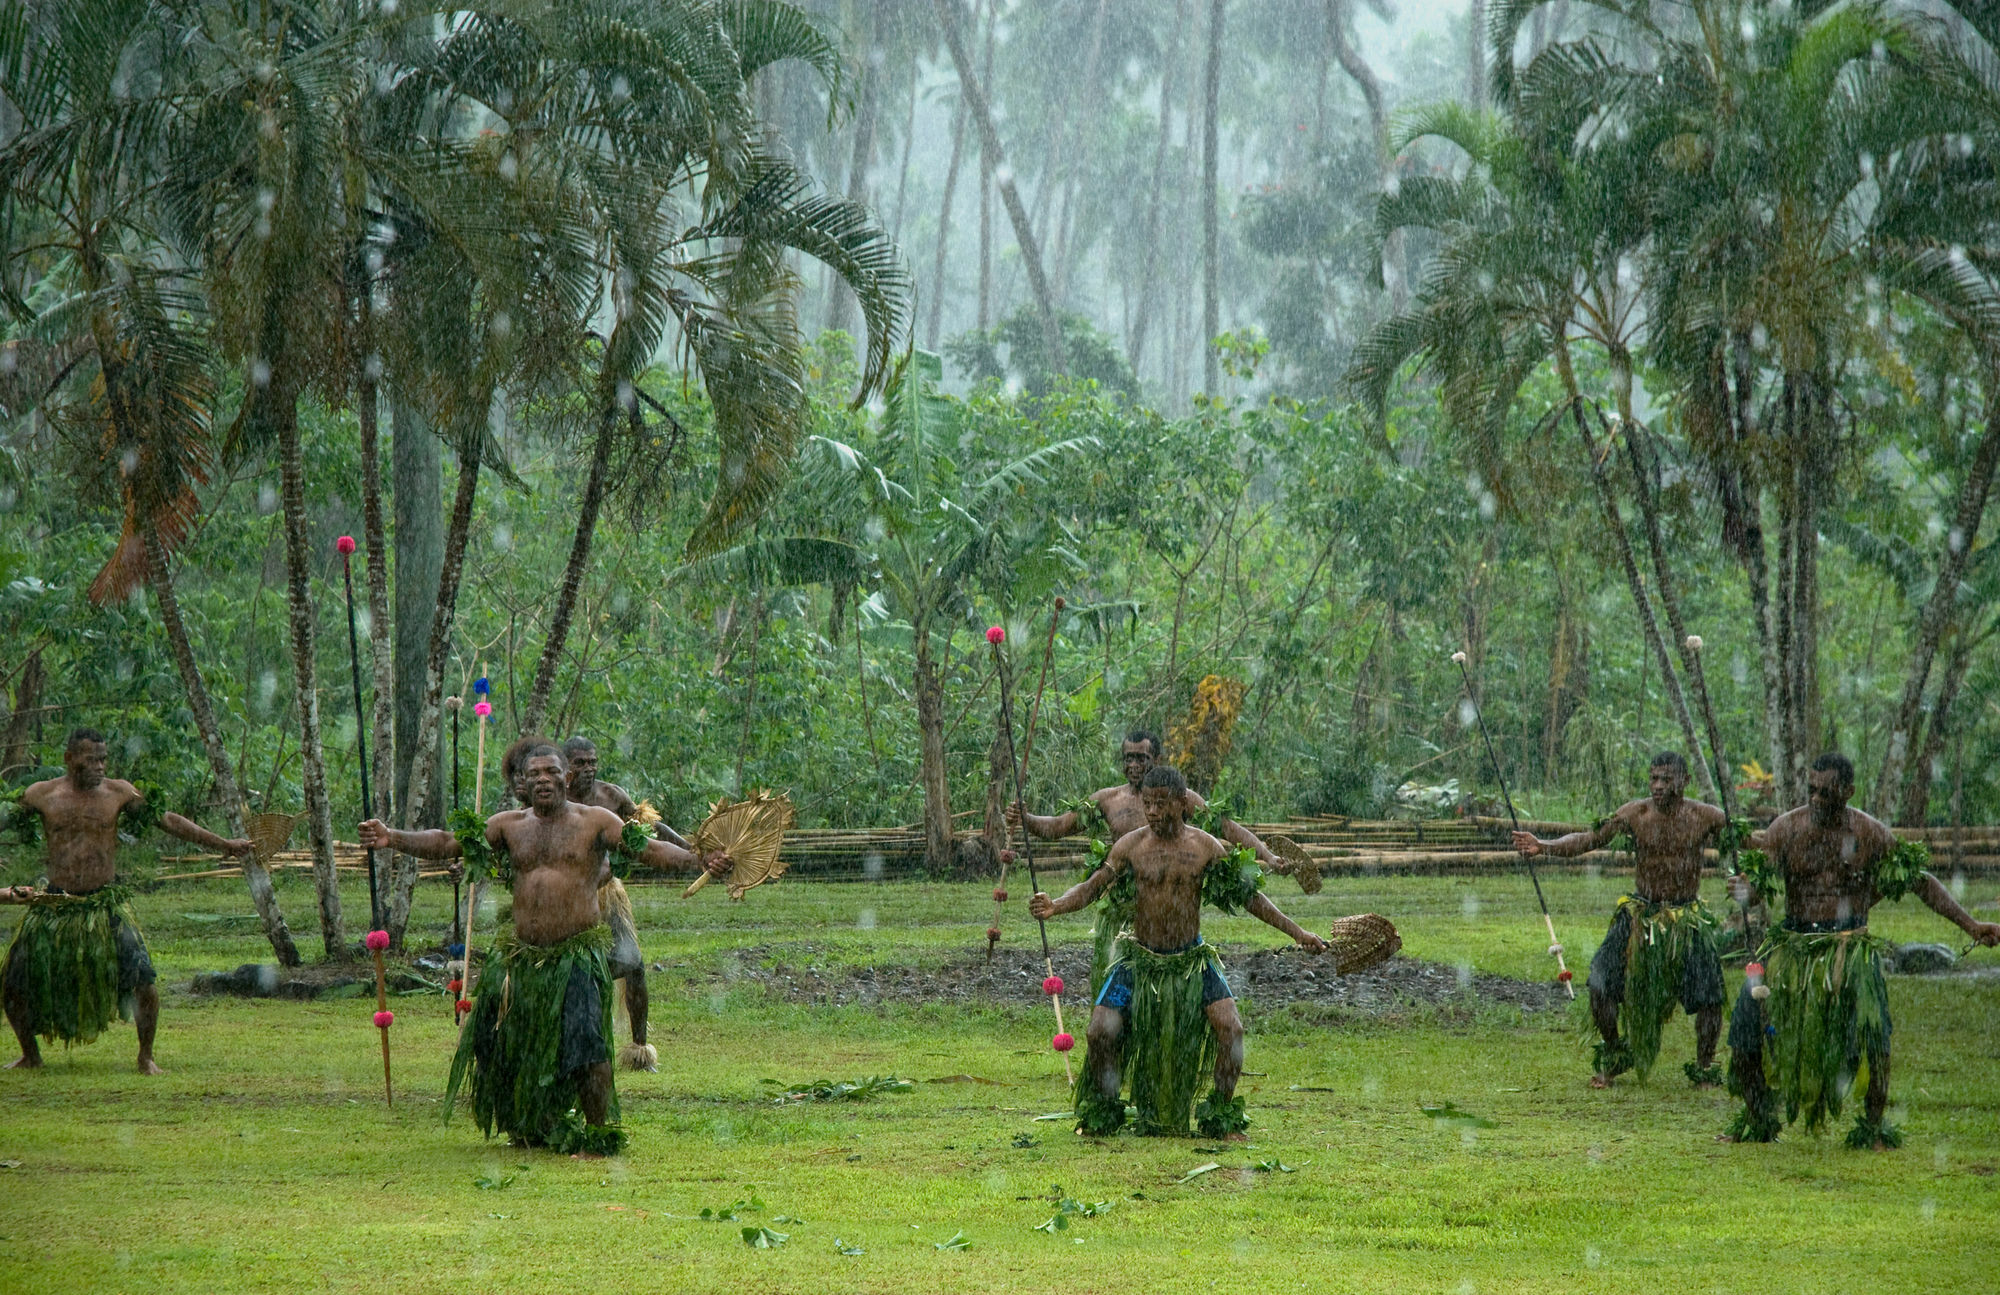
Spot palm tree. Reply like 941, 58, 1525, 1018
0, 0, 301, 961
684, 350, 1095, 870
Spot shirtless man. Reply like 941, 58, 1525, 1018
1009, 729, 1279, 869
359, 745, 726, 1152
561, 734, 692, 1070
1724, 752, 1999, 1148
1514, 751, 1729, 1087
1030, 765, 1326, 1138
3, 728, 253, 1074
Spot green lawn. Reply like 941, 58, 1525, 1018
1, 866, 1995, 1294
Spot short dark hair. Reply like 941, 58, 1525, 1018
1650, 751, 1688, 775
1810, 752, 1855, 786
524, 743, 565, 768
1124, 728, 1162, 756
66, 727, 106, 752
1141, 764, 1187, 797
501, 734, 556, 783
562, 736, 596, 758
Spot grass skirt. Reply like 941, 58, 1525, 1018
445, 925, 626, 1154
1730, 924, 1891, 1135
1597, 896, 1722, 1080
1086, 938, 1224, 1136
1, 887, 143, 1045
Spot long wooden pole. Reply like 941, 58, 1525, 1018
460, 672, 491, 1023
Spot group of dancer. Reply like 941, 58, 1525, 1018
4, 725, 1996, 1155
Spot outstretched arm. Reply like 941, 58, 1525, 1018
1912, 873, 2000, 945
1007, 800, 1081, 840
653, 822, 692, 851
1514, 809, 1628, 859
160, 812, 254, 858
359, 820, 461, 859
1246, 891, 1328, 953
1029, 861, 1118, 919
618, 827, 728, 877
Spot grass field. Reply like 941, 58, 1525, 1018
1, 864, 1996, 1294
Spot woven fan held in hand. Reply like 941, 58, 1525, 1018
1326, 914, 1401, 975
682, 790, 797, 900
246, 812, 299, 865
1267, 833, 1323, 894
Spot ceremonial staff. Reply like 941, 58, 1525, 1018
335, 535, 380, 930
1451, 650, 1574, 998
454, 676, 493, 1024
445, 694, 464, 1008
987, 599, 1063, 960
989, 624, 1076, 1084
366, 928, 394, 1106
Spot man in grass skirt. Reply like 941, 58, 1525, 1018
1029, 765, 1327, 1139
4, 728, 255, 1074
1514, 751, 1733, 1088
361, 744, 726, 1154
1725, 753, 1999, 1149
1009, 729, 1287, 998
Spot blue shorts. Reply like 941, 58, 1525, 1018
1095, 939, 1232, 1010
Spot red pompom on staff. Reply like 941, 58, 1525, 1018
366, 929, 394, 1106
336, 536, 383, 932
1451, 649, 1573, 998
988, 621, 1075, 1085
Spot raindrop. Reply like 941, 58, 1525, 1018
1458, 699, 1478, 728
1455, 960, 1472, 990
498, 151, 518, 182
493, 524, 512, 552
379, 0, 398, 13
490, 311, 511, 338
994, 162, 1014, 186
857, 907, 876, 930
863, 852, 884, 879
365, 353, 383, 380
258, 483, 279, 514
119, 449, 139, 476
252, 359, 272, 387
610, 75, 630, 103
1585, 1245, 1602, 1269
617, 379, 636, 411
1919, 1198, 1937, 1223
1479, 491, 1496, 520
259, 671, 278, 707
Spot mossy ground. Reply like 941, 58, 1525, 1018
1, 865, 1995, 1293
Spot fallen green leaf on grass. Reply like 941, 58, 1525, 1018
772, 1214, 806, 1225
1253, 1159, 1297, 1173
0, 1161, 20, 1170
699, 1200, 745, 1221
934, 1230, 971, 1250
1012, 1133, 1039, 1148
926, 1074, 1004, 1085
1031, 1112, 1073, 1121
1175, 1162, 1222, 1184
765, 1075, 914, 1104
832, 1238, 864, 1256
740, 1226, 789, 1248
1420, 1102, 1497, 1129
472, 1174, 515, 1191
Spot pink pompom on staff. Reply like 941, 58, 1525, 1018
366, 929, 394, 1107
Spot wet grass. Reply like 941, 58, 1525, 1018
0, 867, 1995, 1293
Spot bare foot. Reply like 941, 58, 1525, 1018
5, 1055, 41, 1069
137, 1058, 164, 1076
1588, 1073, 1612, 1089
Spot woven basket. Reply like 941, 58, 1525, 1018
1327, 913, 1401, 975
246, 812, 298, 864
1268, 833, 1323, 894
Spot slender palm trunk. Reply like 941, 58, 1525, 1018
913, 609, 953, 872
1895, 627, 1972, 828
1873, 378, 2000, 818
522, 407, 616, 734
275, 388, 344, 958
825, 9, 880, 337
1552, 336, 1706, 784
384, 432, 484, 944
935, 0, 1067, 375
1129, 0, 1192, 370
1201, 0, 1224, 394
146, 530, 300, 965
926, 82, 969, 349
391, 396, 444, 819
357, 347, 396, 928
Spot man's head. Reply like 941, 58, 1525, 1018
1648, 751, 1689, 811
1120, 728, 1162, 788
501, 734, 556, 807
522, 744, 568, 812
64, 728, 108, 789
1140, 763, 1188, 836
1807, 752, 1856, 826
562, 737, 599, 793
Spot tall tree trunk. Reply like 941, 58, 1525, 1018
1467, 0, 1486, 106
1200, 0, 1224, 395
1329, 0, 1402, 310
1128, 0, 1192, 371
522, 408, 616, 735
145, 531, 300, 965
384, 433, 484, 945
1553, 337, 1707, 787
891, 65, 919, 239
1872, 382, 2000, 818
825, 5, 881, 337
1895, 626, 1972, 828
274, 388, 344, 959
391, 395, 444, 821
913, 611, 953, 871
976, 0, 996, 332
357, 341, 396, 942
934, 0, 1068, 375
926, 68, 970, 348
1048, 0, 1112, 304
1619, 410, 1726, 807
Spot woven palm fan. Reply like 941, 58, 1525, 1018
1267, 833, 1323, 895
682, 789, 796, 900
1326, 914, 1401, 975
246, 812, 299, 864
